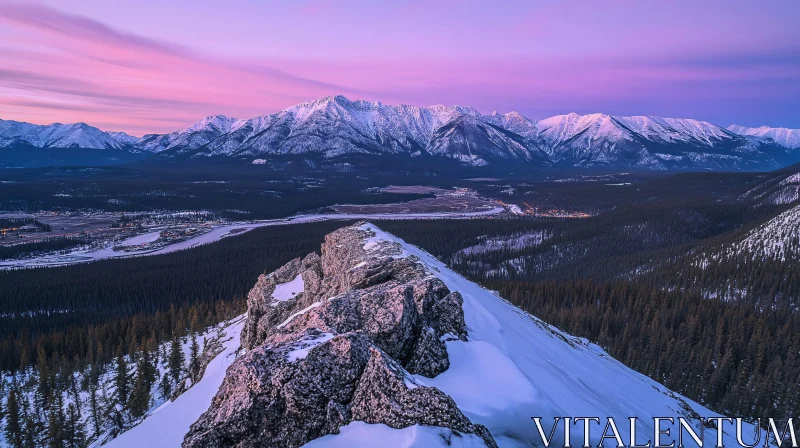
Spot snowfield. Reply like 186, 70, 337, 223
303, 422, 489, 448
106, 223, 760, 447
119, 231, 161, 246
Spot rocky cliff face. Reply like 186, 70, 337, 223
182, 223, 497, 448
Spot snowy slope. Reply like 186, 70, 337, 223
135, 115, 246, 153
161, 97, 789, 170
0, 119, 132, 150
532, 113, 769, 169
3, 98, 799, 170
195, 96, 537, 164
700, 204, 800, 263
740, 170, 800, 206
358, 225, 756, 447
108, 224, 757, 448
107, 317, 246, 448
729, 125, 800, 149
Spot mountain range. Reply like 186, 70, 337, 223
2, 95, 799, 170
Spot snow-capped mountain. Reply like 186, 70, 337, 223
136, 114, 247, 153
175, 96, 538, 164
728, 124, 800, 149
149, 96, 797, 170
531, 113, 783, 169
3, 97, 799, 170
0, 119, 134, 150
107, 223, 759, 448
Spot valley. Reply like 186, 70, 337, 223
1, 111, 798, 448
1, 164, 798, 448
2, 2, 797, 447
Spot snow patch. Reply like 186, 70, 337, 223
276, 300, 325, 329
286, 332, 335, 362
272, 274, 304, 303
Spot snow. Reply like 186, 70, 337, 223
276, 301, 325, 329
107, 223, 761, 447
0, 119, 127, 149
359, 223, 410, 257
185, 115, 245, 134
720, 204, 800, 262
119, 231, 161, 246
455, 231, 550, 257
4, 96, 797, 168
107, 316, 246, 448
537, 113, 730, 154
286, 332, 336, 362
302, 422, 489, 448
728, 124, 800, 149
0, 208, 503, 270
6, 97, 794, 167
507, 204, 525, 215
272, 274, 304, 303
364, 222, 758, 448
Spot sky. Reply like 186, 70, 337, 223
0, 0, 798, 135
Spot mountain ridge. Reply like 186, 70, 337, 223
3, 96, 799, 170
106, 222, 761, 448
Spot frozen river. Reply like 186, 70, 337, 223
0, 207, 503, 269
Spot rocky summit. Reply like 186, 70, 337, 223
182, 223, 497, 448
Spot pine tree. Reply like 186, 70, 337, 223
114, 351, 129, 407
47, 403, 65, 448
168, 335, 185, 386
4, 388, 24, 448
0, 379, 5, 421
129, 345, 156, 420
128, 371, 150, 419
189, 335, 200, 381
36, 345, 52, 412
64, 403, 86, 448
140, 344, 157, 388
22, 414, 38, 448
86, 366, 102, 440
158, 372, 172, 401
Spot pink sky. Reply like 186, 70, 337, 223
1, 0, 798, 135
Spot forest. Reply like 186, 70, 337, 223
1, 167, 799, 446
0, 238, 88, 261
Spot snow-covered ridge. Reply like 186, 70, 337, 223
0, 119, 135, 150
108, 223, 758, 448
728, 124, 800, 149
697, 204, 800, 264
3, 97, 798, 170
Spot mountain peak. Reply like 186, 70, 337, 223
728, 124, 800, 149
186, 114, 242, 133
2, 98, 799, 169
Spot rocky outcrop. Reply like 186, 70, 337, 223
183, 223, 496, 448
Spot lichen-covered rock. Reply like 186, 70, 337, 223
183, 223, 496, 448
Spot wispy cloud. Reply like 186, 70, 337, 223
0, 2, 366, 133
0, 1, 798, 131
